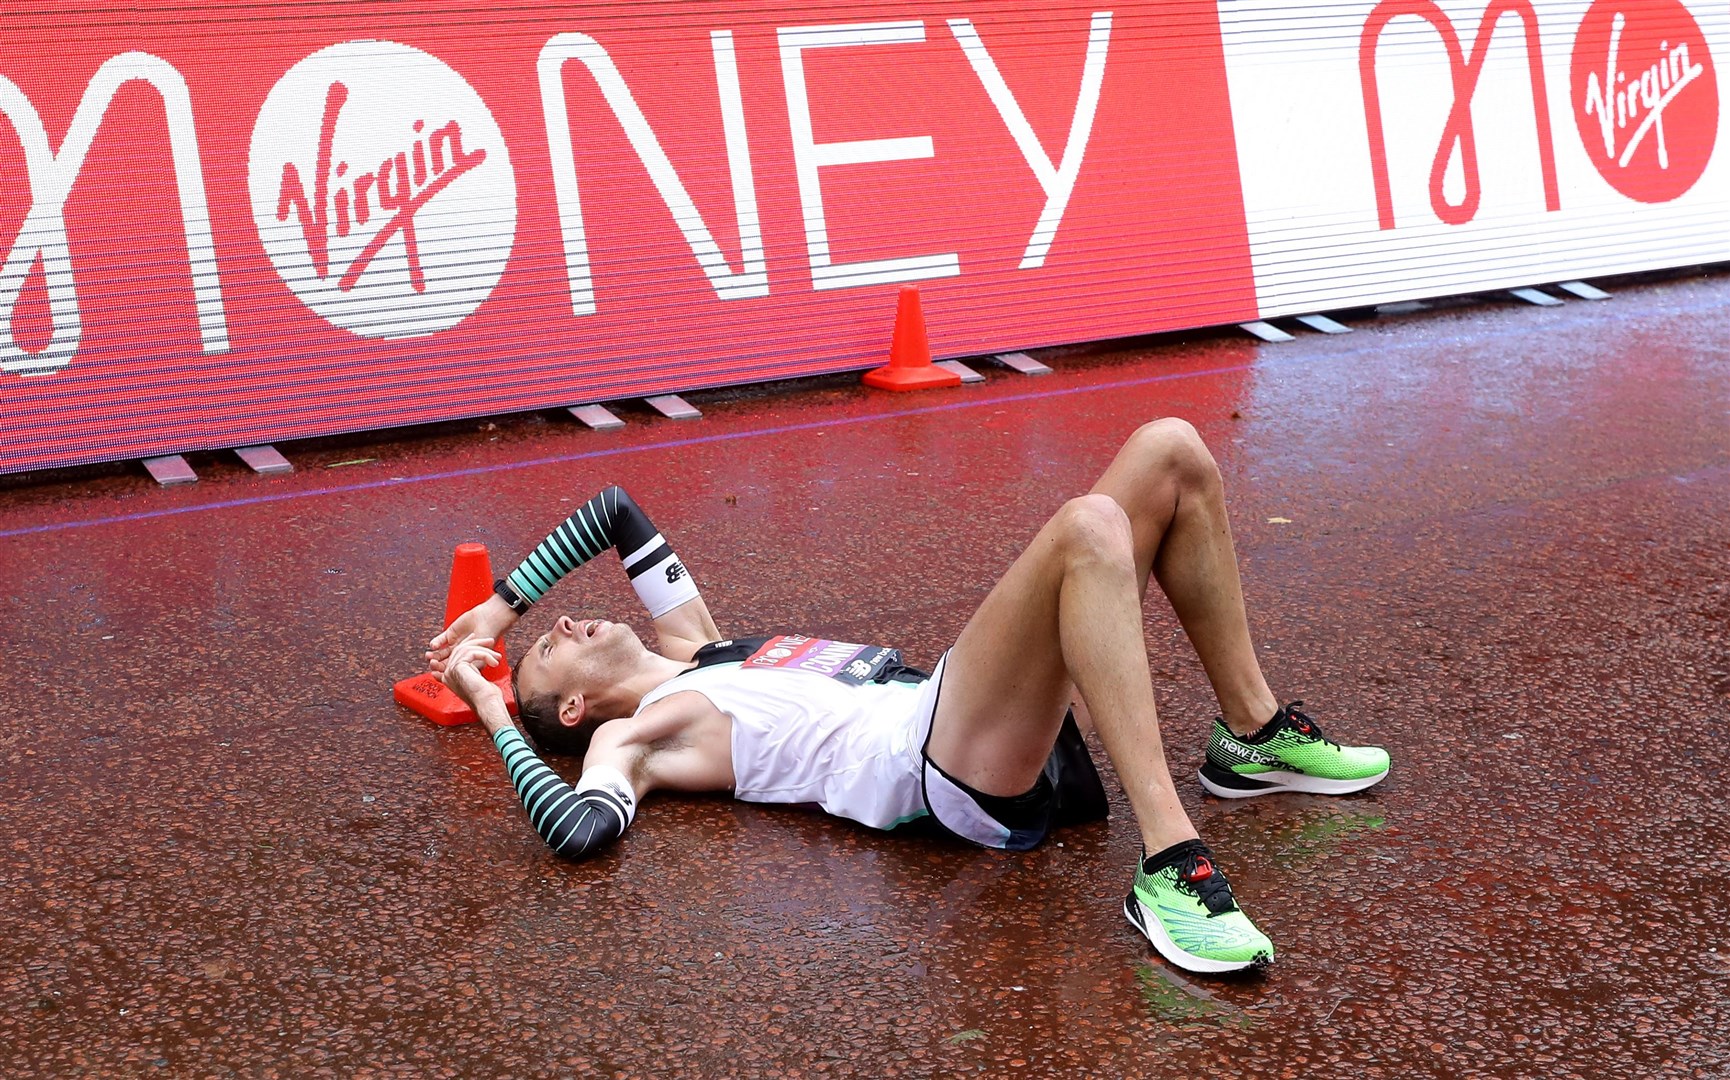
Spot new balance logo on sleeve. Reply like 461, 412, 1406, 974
600, 780, 634, 813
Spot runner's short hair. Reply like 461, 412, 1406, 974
511, 657, 596, 757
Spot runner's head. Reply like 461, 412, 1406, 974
511, 615, 648, 755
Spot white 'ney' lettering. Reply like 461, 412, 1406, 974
949, 12, 1112, 269
539, 31, 767, 317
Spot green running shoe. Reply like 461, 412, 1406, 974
1200, 701, 1390, 799
1124, 840, 1273, 974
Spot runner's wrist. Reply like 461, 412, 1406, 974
473, 699, 513, 735
493, 578, 531, 616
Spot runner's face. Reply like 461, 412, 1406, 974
517, 615, 643, 703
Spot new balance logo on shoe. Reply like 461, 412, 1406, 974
1231, 742, 1279, 767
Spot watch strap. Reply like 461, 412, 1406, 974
493, 578, 531, 615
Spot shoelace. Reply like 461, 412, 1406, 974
1283, 701, 1340, 748
1178, 853, 1239, 916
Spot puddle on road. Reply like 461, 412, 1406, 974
1134, 963, 1258, 1030
1265, 809, 1388, 868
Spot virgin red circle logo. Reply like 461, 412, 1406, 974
1571, 0, 1718, 204
249, 42, 517, 339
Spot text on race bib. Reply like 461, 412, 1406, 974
744, 635, 900, 685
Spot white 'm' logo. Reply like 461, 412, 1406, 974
248, 41, 516, 339
0, 53, 228, 376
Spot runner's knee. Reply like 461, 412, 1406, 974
1126, 417, 1219, 493
1054, 493, 1135, 568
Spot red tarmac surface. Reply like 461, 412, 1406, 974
2, 273, 1727, 1078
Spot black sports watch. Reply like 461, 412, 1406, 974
493, 578, 532, 615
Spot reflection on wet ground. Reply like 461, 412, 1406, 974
1, 272, 1727, 1076
1262, 808, 1387, 870
1134, 963, 1258, 1030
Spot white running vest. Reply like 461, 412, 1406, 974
635, 658, 930, 830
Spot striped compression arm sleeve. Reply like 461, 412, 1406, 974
505, 485, 699, 618
493, 727, 637, 860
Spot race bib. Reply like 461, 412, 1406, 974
744, 635, 901, 685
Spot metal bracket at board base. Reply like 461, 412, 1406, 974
1508, 287, 1565, 307
567, 404, 626, 430
935, 360, 984, 383
142, 454, 198, 486
235, 445, 293, 474
1238, 320, 1295, 343
1294, 314, 1352, 334
645, 394, 701, 420
990, 352, 1053, 376
1557, 280, 1611, 301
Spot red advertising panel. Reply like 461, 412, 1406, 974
0, 1, 1256, 474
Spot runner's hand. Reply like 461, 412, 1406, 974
435, 637, 504, 710
427, 594, 519, 666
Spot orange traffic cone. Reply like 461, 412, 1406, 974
863, 285, 961, 392
393, 543, 519, 725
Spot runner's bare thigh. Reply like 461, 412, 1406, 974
925, 504, 1090, 796
926, 422, 1197, 795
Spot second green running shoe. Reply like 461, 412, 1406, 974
1124, 840, 1273, 974
1199, 701, 1390, 799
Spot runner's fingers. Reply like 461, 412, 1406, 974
452, 643, 500, 668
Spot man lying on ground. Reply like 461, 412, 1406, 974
427, 418, 1390, 975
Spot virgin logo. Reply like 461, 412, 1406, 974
1572, 1, 1717, 203
275, 82, 487, 294
249, 42, 516, 339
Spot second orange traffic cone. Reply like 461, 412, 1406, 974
863, 285, 961, 392
393, 542, 519, 726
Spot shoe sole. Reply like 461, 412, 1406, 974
1122, 893, 1272, 975
1199, 762, 1389, 799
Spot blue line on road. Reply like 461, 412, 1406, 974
0, 354, 1289, 540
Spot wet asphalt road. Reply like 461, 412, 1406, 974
2, 271, 1727, 1077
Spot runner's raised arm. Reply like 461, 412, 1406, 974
428, 485, 721, 664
